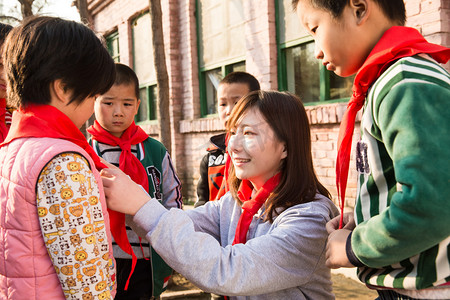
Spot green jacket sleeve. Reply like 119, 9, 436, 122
351, 81, 450, 268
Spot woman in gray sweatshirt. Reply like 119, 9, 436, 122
102, 91, 339, 299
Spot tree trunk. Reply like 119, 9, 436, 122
18, 0, 34, 18
73, 0, 93, 28
148, 0, 172, 153
71, 0, 95, 136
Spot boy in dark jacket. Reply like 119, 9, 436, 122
195, 72, 260, 207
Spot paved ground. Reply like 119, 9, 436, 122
163, 205, 379, 299
161, 270, 378, 300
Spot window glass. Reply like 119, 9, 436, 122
198, 0, 245, 68
283, 41, 354, 103
136, 85, 157, 122
132, 13, 156, 84
278, 0, 353, 104
106, 32, 120, 62
329, 72, 354, 100
277, 0, 308, 45
149, 86, 157, 120
137, 87, 149, 122
285, 43, 320, 103
228, 62, 246, 73
204, 68, 222, 115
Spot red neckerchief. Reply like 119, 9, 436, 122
88, 120, 149, 190
87, 120, 149, 290
1, 104, 106, 170
336, 26, 450, 228
232, 173, 281, 244
0, 98, 9, 143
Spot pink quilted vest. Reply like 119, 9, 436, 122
0, 137, 116, 299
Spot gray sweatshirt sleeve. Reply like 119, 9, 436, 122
161, 151, 183, 209
132, 196, 336, 296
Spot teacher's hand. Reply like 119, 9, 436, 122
100, 160, 150, 215
326, 212, 355, 234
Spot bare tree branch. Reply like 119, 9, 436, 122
73, 0, 93, 28
0, 15, 21, 23
34, 0, 50, 15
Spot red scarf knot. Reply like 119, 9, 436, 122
118, 140, 132, 152
232, 173, 281, 245
335, 26, 450, 228
87, 120, 149, 191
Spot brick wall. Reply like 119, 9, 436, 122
406, 0, 450, 71
89, 0, 449, 206
308, 103, 362, 208
243, 0, 278, 90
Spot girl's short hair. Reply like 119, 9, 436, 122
292, 0, 406, 26
4, 16, 115, 108
226, 90, 330, 222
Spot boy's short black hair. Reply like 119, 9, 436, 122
4, 16, 115, 108
0, 23, 13, 44
292, 0, 406, 26
114, 63, 140, 100
220, 71, 261, 92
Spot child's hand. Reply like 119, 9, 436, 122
100, 161, 150, 215
326, 212, 355, 234
325, 229, 355, 269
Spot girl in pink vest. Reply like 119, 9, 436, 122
0, 16, 116, 299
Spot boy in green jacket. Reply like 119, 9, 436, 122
88, 63, 182, 299
293, 0, 450, 299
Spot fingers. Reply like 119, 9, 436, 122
100, 158, 119, 169
326, 215, 341, 234
100, 166, 123, 178
100, 172, 113, 188
342, 212, 356, 230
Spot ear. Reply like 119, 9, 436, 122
49, 79, 71, 105
281, 144, 288, 160
350, 0, 369, 25
135, 99, 141, 115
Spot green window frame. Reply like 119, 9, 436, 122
196, 0, 246, 117
135, 84, 157, 123
275, 0, 353, 105
106, 31, 120, 62
278, 40, 354, 105
199, 61, 246, 117
132, 12, 158, 123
